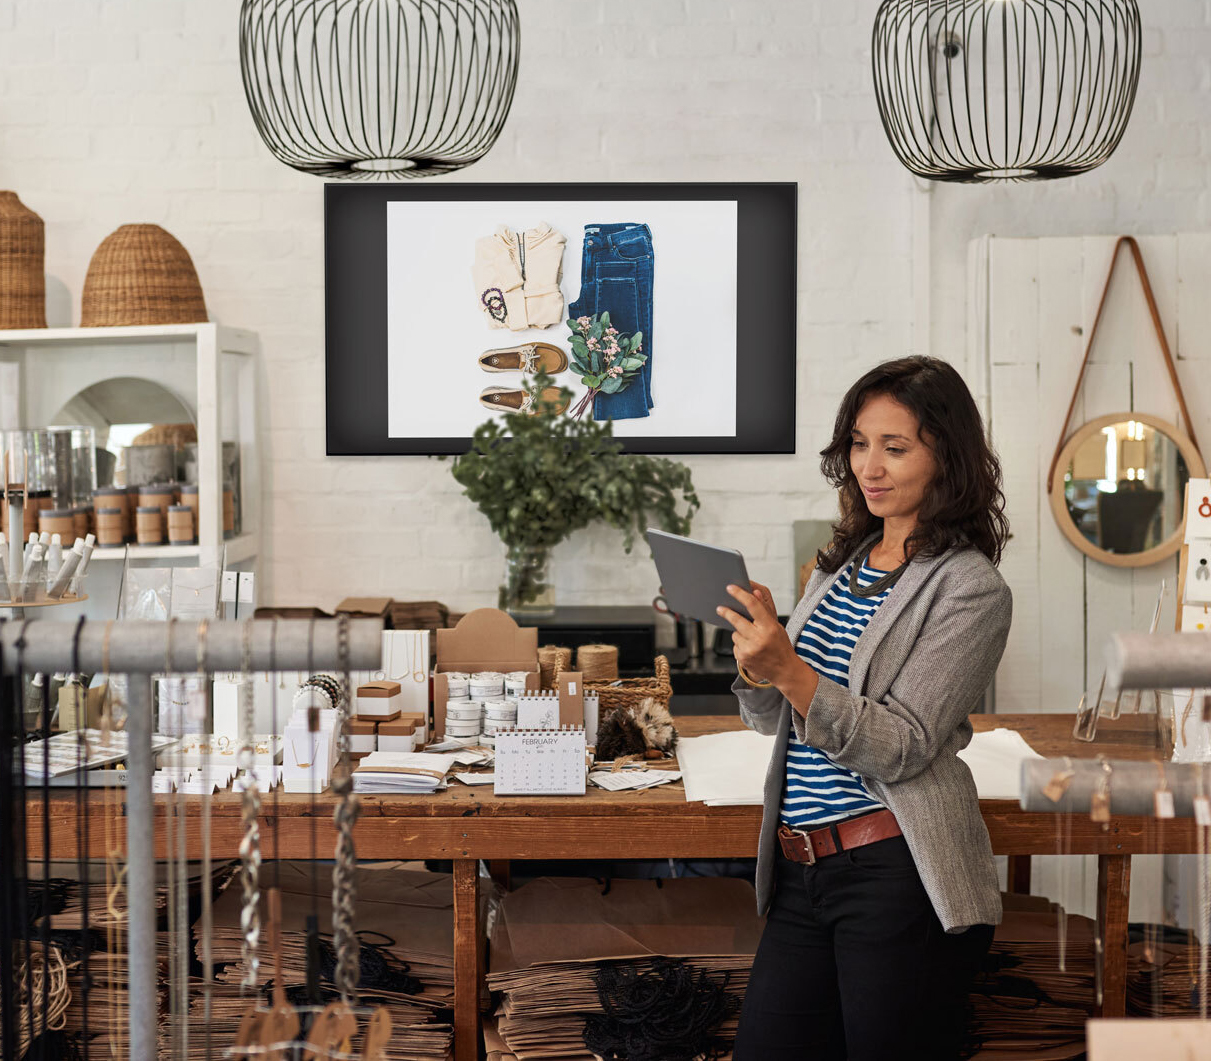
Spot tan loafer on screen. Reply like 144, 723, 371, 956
478, 342, 568, 374
479, 386, 570, 415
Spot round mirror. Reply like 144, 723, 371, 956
1050, 413, 1206, 567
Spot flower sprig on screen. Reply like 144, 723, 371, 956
566, 311, 646, 419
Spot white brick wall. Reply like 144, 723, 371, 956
2, 0, 1206, 616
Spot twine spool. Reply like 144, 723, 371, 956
538, 645, 572, 688
577, 643, 620, 682
0, 191, 46, 328
16, 943, 71, 1058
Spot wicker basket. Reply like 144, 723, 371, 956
559, 654, 673, 713
131, 422, 197, 448
0, 191, 46, 328
80, 224, 207, 327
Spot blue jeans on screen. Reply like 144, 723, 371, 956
566, 222, 654, 421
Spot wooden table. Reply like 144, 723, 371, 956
26, 713, 1193, 1060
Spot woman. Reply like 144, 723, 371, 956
723, 356, 1012, 1061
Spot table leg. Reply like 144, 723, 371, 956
1006, 855, 1032, 895
453, 858, 482, 1061
487, 860, 511, 891
1096, 853, 1131, 1018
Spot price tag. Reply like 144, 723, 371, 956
1194, 796, 1211, 827
1043, 769, 1075, 803
1090, 791, 1111, 824
1154, 789, 1175, 819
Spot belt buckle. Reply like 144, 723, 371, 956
790, 828, 816, 865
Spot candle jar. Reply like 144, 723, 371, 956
222, 487, 235, 538
138, 483, 175, 539
95, 507, 124, 548
71, 506, 88, 543
135, 505, 164, 545
94, 487, 130, 541
39, 508, 75, 543
167, 504, 194, 545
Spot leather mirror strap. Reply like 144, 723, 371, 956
1046, 236, 1203, 493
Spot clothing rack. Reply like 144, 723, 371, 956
1020, 758, 1211, 816
0, 617, 382, 1059
1106, 631, 1211, 690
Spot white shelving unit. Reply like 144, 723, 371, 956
0, 322, 261, 571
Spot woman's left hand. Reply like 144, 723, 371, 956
718, 583, 798, 686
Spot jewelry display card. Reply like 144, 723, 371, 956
169, 564, 222, 619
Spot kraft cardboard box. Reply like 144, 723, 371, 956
433, 608, 540, 738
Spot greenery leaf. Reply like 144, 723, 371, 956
600, 375, 623, 394
600, 311, 610, 327
443, 370, 700, 568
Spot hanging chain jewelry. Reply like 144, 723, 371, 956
237, 618, 262, 992
330, 614, 361, 1002
848, 549, 911, 599
412, 631, 426, 684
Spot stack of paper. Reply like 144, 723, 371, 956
487, 877, 764, 1060
188, 861, 455, 1059
352, 751, 459, 793
957, 728, 1045, 800
676, 730, 774, 806
967, 897, 1095, 1060
1127, 936, 1207, 1017
588, 769, 682, 791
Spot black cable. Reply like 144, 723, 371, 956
0, 616, 15, 1061
71, 616, 90, 1061
304, 618, 321, 1004
12, 619, 36, 1056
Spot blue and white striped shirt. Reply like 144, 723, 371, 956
780, 559, 891, 830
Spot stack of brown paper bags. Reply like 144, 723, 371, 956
966, 897, 1096, 1061
1127, 937, 1207, 1018
486, 877, 762, 1060
38, 858, 232, 1055
183, 860, 455, 1059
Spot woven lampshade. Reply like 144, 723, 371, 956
80, 224, 207, 327
0, 191, 47, 328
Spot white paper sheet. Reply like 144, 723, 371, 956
676, 730, 775, 806
956, 727, 1045, 800
589, 769, 682, 791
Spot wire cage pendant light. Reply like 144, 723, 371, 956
239, 0, 520, 180
872, 0, 1141, 183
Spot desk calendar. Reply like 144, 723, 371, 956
494, 727, 587, 796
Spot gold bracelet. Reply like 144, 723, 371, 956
737, 662, 773, 689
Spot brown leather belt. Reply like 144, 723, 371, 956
778, 809, 902, 865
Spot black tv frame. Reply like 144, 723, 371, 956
325, 181, 797, 455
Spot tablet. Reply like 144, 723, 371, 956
645, 528, 753, 628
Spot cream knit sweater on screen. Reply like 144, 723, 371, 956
472, 222, 566, 330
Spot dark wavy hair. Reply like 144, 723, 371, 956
816, 356, 1009, 573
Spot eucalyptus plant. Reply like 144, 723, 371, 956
446, 372, 700, 608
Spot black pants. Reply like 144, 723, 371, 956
733, 834, 993, 1061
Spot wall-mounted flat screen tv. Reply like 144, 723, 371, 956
325, 182, 796, 455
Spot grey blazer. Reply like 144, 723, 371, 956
733, 536, 1013, 933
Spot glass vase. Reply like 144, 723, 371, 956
500, 544, 555, 618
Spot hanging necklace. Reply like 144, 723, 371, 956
848, 545, 911, 599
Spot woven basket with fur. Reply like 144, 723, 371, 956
0, 191, 46, 328
131, 422, 197, 448
559, 654, 673, 714
80, 224, 207, 327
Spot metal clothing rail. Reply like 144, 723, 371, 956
1106, 632, 1211, 691
2, 617, 382, 1060
1021, 758, 1211, 816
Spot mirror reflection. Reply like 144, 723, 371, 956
1062, 419, 1189, 554
52, 376, 195, 488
